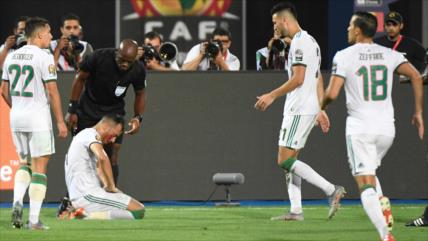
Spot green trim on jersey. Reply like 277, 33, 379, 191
43, 79, 57, 83
84, 195, 128, 210
286, 115, 301, 147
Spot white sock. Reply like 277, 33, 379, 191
86, 210, 134, 220
375, 177, 383, 197
291, 160, 335, 196
13, 167, 31, 205
28, 173, 47, 224
286, 172, 302, 214
361, 188, 389, 239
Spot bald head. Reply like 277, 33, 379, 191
116, 39, 138, 71
119, 39, 138, 60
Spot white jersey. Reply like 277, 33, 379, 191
1, 45, 57, 132
332, 43, 407, 136
284, 30, 321, 115
65, 128, 103, 200
183, 43, 240, 70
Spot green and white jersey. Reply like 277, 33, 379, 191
1, 45, 57, 131
284, 30, 321, 116
65, 128, 103, 200
331, 43, 407, 136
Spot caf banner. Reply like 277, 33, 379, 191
119, 0, 243, 67
0, 98, 19, 190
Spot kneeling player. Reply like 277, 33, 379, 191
63, 114, 145, 220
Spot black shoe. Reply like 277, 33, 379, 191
11, 202, 23, 229
405, 217, 428, 227
56, 197, 72, 218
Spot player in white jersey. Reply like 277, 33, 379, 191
63, 114, 145, 220
254, 2, 345, 221
1, 17, 68, 230
320, 12, 424, 241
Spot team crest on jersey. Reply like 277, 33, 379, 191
95, 134, 102, 142
48, 64, 56, 75
295, 49, 303, 62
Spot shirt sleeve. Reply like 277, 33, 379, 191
331, 51, 346, 79
392, 50, 408, 71
132, 67, 147, 92
79, 50, 97, 73
290, 38, 308, 67
183, 44, 201, 65
41, 53, 57, 83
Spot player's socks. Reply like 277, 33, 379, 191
87, 210, 144, 220
28, 173, 47, 224
286, 172, 302, 214
375, 176, 383, 197
13, 165, 32, 206
361, 186, 389, 239
280, 158, 335, 196
112, 164, 119, 185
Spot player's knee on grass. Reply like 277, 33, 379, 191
279, 157, 297, 172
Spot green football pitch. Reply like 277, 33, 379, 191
0, 205, 426, 241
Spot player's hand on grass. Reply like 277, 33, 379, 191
65, 113, 78, 132
316, 110, 330, 133
412, 112, 424, 140
125, 118, 141, 135
57, 121, 68, 138
255, 93, 275, 111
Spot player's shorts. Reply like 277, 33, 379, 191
278, 115, 316, 149
11, 130, 55, 160
72, 187, 131, 213
346, 134, 394, 176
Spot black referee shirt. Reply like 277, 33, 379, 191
78, 48, 146, 119
374, 35, 426, 73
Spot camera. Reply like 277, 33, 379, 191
12, 33, 27, 49
140, 44, 159, 63
159, 42, 178, 62
205, 40, 223, 59
68, 35, 84, 54
271, 39, 288, 54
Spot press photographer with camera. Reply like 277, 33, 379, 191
0, 16, 28, 70
182, 27, 240, 71
50, 13, 93, 71
256, 33, 291, 71
137, 31, 179, 71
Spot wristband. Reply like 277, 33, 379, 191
68, 100, 78, 114
134, 114, 143, 123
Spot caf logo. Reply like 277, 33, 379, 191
131, 0, 232, 17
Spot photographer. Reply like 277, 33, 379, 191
0, 16, 28, 70
137, 31, 179, 71
182, 27, 240, 71
256, 33, 291, 71
50, 13, 93, 71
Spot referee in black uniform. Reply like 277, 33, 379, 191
59, 39, 146, 217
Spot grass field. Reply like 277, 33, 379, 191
0, 204, 427, 241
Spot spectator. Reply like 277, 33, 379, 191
374, 11, 426, 80
50, 13, 93, 71
182, 27, 240, 71
0, 16, 28, 69
137, 31, 179, 71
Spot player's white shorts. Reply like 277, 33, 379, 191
11, 130, 55, 160
278, 115, 316, 149
346, 134, 394, 176
72, 187, 132, 213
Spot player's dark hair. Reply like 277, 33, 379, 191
61, 13, 80, 27
353, 11, 378, 38
25, 17, 49, 38
271, 2, 298, 20
144, 31, 162, 42
211, 27, 231, 40
103, 113, 125, 128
